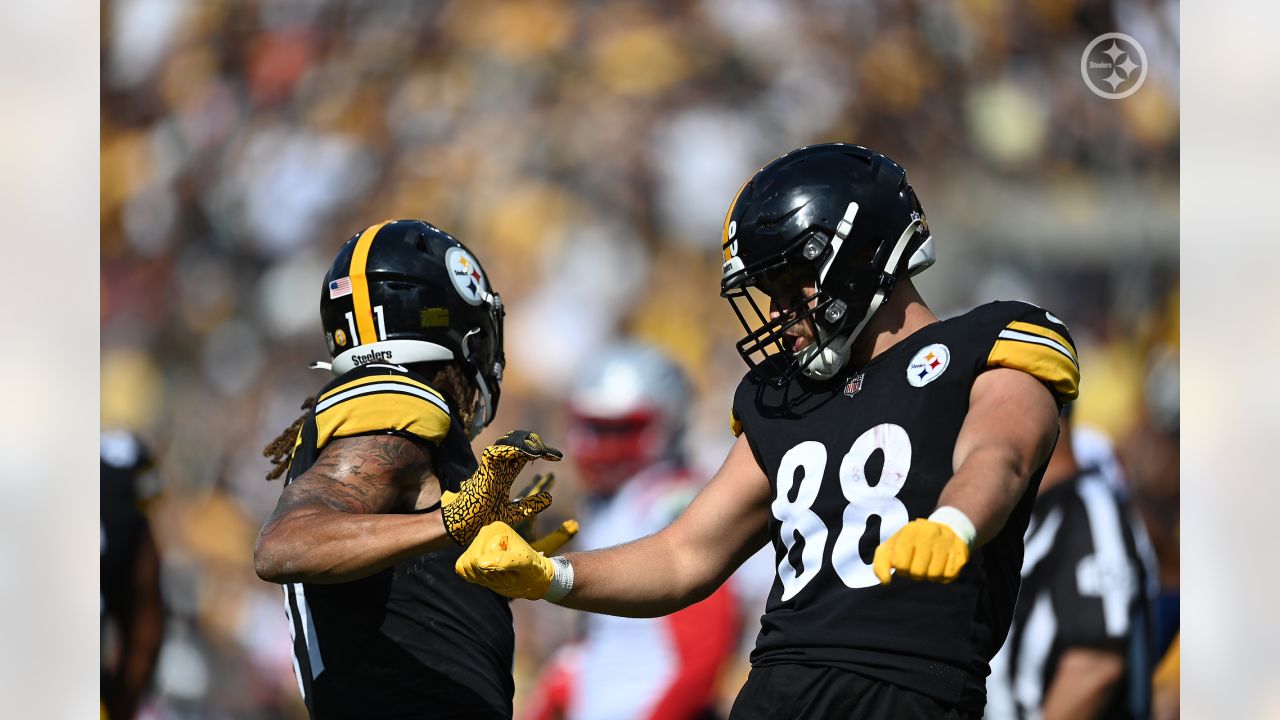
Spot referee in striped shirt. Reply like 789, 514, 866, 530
985, 405, 1155, 719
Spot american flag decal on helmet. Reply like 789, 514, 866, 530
329, 276, 353, 299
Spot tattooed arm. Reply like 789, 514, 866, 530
253, 433, 453, 585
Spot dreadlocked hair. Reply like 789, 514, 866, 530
263, 396, 316, 480
261, 363, 479, 481
412, 361, 479, 431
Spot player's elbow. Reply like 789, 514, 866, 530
253, 533, 299, 584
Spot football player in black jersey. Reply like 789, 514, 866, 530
254, 220, 573, 719
455, 145, 1079, 719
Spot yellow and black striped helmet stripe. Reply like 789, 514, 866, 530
348, 220, 391, 346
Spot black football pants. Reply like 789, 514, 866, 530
728, 663, 978, 720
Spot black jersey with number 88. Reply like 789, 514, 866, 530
731, 301, 1079, 714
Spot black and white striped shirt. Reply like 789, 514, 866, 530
985, 469, 1153, 719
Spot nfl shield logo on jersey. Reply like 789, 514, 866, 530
843, 373, 865, 397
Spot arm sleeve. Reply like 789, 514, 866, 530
312, 374, 452, 449
1047, 483, 1140, 650
985, 304, 1080, 403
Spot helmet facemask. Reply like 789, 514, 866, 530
723, 212, 927, 385
459, 294, 505, 439
718, 144, 934, 385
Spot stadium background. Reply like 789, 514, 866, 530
99, 1, 1179, 717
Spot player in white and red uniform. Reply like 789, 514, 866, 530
523, 343, 741, 720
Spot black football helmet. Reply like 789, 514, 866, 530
319, 219, 505, 436
720, 143, 935, 383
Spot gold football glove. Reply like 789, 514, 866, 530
441, 431, 562, 545
873, 518, 971, 584
455, 521, 557, 600
511, 473, 580, 555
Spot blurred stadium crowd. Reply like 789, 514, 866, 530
100, 0, 1178, 717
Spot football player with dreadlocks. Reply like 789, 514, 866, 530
456, 145, 1079, 719
254, 220, 573, 719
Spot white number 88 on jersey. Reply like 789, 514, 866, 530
772, 423, 912, 599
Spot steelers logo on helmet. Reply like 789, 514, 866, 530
334, 328, 348, 347
446, 246, 487, 306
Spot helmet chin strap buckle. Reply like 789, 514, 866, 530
824, 299, 847, 323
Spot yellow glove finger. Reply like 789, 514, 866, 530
926, 541, 950, 580
510, 475, 555, 537
891, 528, 919, 578
943, 546, 970, 582
908, 538, 935, 580
490, 430, 564, 462
873, 536, 896, 584
529, 519, 580, 555
497, 492, 553, 526
514, 472, 556, 500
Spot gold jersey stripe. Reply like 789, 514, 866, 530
349, 221, 391, 346
315, 392, 451, 448
318, 372, 447, 407
987, 339, 1080, 402
1006, 321, 1077, 363
730, 409, 743, 437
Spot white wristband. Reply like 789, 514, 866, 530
543, 556, 574, 603
929, 506, 977, 548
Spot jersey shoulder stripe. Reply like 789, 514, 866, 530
313, 370, 452, 448
979, 302, 1080, 403
730, 408, 744, 437
1003, 321, 1078, 365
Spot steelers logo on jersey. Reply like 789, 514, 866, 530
907, 343, 951, 387
446, 246, 487, 306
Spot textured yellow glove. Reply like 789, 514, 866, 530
441, 430, 562, 545
873, 518, 971, 584
455, 521, 557, 600
511, 473, 580, 555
